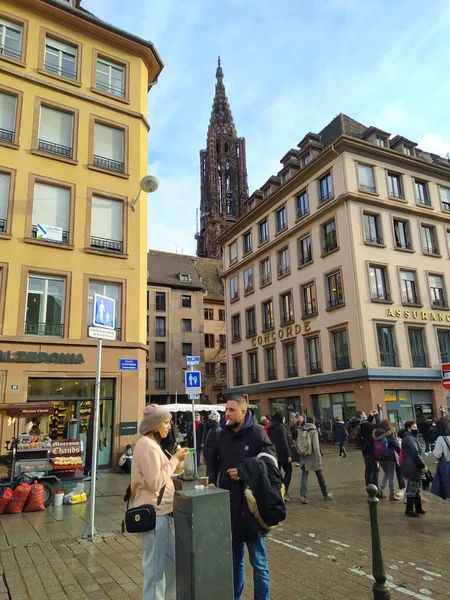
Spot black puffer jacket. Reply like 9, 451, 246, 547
332, 421, 348, 444
207, 411, 276, 542
202, 418, 220, 445
267, 414, 291, 463
401, 432, 426, 481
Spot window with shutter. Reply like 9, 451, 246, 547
38, 106, 73, 158
0, 92, 17, 143
90, 196, 123, 252
0, 171, 10, 233
32, 182, 70, 243
93, 123, 124, 172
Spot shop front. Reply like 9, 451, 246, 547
269, 396, 302, 422
384, 390, 435, 428
312, 392, 356, 430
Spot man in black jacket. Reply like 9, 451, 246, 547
348, 409, 380, 488
207, 395, 276, 600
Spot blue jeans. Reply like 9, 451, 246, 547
301, 466, 328, 498
139, 515, 175, 600
232, 536, 270, 600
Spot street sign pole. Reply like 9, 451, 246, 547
191, 365, 198, 481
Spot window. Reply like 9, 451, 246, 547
437, 330, 450, 363
179, 273, 190, 283
155, 292, 166, 311
246, 307, 256, 337
302, 282, 317, 317
276, 206, 287, 233
25, 275, 65, 336
284, 343, 298, 378
155, 316, 166, 337
205, 333, 215, 348
363, 213, 382, 244
298, 234, 312, 266
408, 328, 427, 367
181, 295, 191, 308
37, 105, 74, 159
96, 56, 125, 97
93, 122, 125, 173
243, 231, 252, 254
90, 195, 123, 253
219, 334, 226, 349
307, 337, 322, 374
220, 363, 227, 378
327, 271, 344, 308
278, 247, 290, 277
358, 164, 376, 193
182, 343, 192, 356
393, 219, 412, 250
44, 36, 77, 80
182, 318, 192, 332
259, 220, 269, 244
231, 315, 241, 341
415, 180, 430, 207
296, 190, 309, 218
447, 229, 450, 256
319, 173, 333, 203
0, 91, 17, 144
404, 146, 413, 156
218, 309, 225, 321
0, 171, 11, 233
262, 299, 274, 330
332, 329, 350, 370
88, 281, 121, 337
323, 220, 338, 254
369, 265, 389, 301
388, 172, 404, 200
428, 274, 447, 308
376, 137, 387, 147
230, 276, 239, 301
155, 342, 166, 363
421, 225, 438, 255
229, 241, 238, 264
302, 153, 311, 167
439, 186, 450, 213
204, 308, 213, 320
265, 347, 277, 381
280, 291, 294, 324
248, 351, 259, 383
0, 17, 23, 61
244, 267, 254, 294
260, 258, 271, 286
205, 363, 215, 377
31, 182, 71, 244
155, 368, 165, 389
377, 325, 397, 367
233, 356, 243, 386
400, 270, 419, 305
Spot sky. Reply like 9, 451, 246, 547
84, 0, 450, 256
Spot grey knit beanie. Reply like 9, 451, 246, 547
139, 404, 171, 436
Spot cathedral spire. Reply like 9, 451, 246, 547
209, 58, 236, 134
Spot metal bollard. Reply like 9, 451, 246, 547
366, 484, 391, 600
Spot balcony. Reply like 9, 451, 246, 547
93, 155, 124, 173
380, 353, 397, 367
299, 252, 312, 266
423, 245, 438, 255
418, 199, 431, 207
286, 366, 298, 378
32, 225, 69, 244
38, 139, 72, 158
412, 354, 427, 368
282, 313, 294, 325
371, 291, 390, 301
303, 303, 317, 317
267, 370, 277, 381
249, 373, 259, 384
402, 293, 419, 305
43, 61, 76, 80
0, 219, 6, 233
431, 297, 447, 308
0, 44, 22, 60
96, 80, 125, 97
360, 184, 376, 194
261, 276, 271, 286
396, 240, 412, 250
278, 266, 290, 277
320, 191, 333, 203
335, 356, 350, 370
309, 361, 322, 375
0, 128, 14, 143
389, 190, 404, 200
365, 235, 383, 245
25, 322, 63, 337
328, 297, 344, 309
90, 236, 123, 253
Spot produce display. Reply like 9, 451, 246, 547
16, 435, 51, 451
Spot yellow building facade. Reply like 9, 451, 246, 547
0, 0, 162, 466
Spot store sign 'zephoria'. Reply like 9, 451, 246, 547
0, 351, 85, 364
386, 309, 450, 322
251, 322, 311, 347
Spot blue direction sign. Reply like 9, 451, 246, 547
185, 370, 201, 392
119, 359, 138, 371
93, 294, 115, 330
186, 355, 200, 366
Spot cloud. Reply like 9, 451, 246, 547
418, 134, 450, 158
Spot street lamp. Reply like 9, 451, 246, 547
131, 175, 160, 212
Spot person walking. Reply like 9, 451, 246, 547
291, 414, 304, 466
332, 416, 348, 457
433, 417, 450, 473
348, 410, 380, 488
299, 415, 333, 504
131, 404, 190, 599
267, 412, 293, 501
401, 420, 427, 518
372, 419, 401, 501
207, 395, 276, 600
417, 415, 431, 454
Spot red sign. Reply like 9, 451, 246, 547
442, 363, 450, 390
242, 394, 249, 403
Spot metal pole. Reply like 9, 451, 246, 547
366, 484, 391, 600
191, 365, 198, 480
85, 338, 102, 539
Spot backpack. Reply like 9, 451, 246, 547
348, 421, 367, 451
296, 429, 312, 456
373, 436, 389, 460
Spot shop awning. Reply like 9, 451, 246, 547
0, 403, 55, 418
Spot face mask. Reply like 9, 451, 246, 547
126, 450, 132, 456
411, 430, 418, 438
229, 420, 241, 429
195, 418, 200, 423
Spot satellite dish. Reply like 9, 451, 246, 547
140, 175, 160, 193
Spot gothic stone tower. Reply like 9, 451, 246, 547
196, 59, 248, 259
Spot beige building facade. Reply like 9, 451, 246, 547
221, 114, 450, 428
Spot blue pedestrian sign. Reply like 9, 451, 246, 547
119, 359, 138, 371
93, 294, 115, 330
186, 355, 200, 366
185, 370, 201, 392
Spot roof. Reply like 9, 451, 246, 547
147, 251, 204, 291
318, 113, 367, 148
194, 257, 224, 302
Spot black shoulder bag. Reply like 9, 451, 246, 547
122, 484, 166, 534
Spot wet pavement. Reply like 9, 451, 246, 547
0, 448, 449, 599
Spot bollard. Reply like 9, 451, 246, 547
366, 484, 391, 600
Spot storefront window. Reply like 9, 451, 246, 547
314, 392, 355, 428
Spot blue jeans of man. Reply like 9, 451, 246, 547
300, 466, 328, 498
232, 536, 270, 600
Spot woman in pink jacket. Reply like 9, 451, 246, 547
131, 404, 189, 599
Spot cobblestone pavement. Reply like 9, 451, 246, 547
0, 448, 449, 599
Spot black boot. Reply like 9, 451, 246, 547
414, 496, 426, 515
405, 496, 419, 518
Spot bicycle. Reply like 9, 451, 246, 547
322, 430, 334, 446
